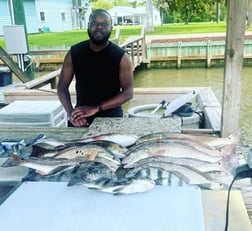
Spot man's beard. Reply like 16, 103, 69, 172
88, 29, 111, 45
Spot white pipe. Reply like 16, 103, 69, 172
8, 0, 15, 25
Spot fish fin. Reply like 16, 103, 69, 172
67, 177, 82, 186
226, 130, 241, 145
30, 145, 50, 157
113, 187, 128, 196
219, 143, 240, 157
87, 186, 100, 190
1, 153, 22, 167
113, 192, 126, 196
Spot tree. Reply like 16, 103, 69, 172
145, 0, 154, 32
153, 0, 169, 26
175, 0, 208, 24
90, 0, 113, 10
164, 0, 226, 24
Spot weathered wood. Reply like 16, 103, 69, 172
120, 33, 146, 71
24, 69, 61, 89
2, 87, 221, 133
0, 126, 88, 141
0, 47, 30, 83
221, 0, 247, 137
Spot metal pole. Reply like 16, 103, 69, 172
8, 0, 15, 24
8, 0, 34, 80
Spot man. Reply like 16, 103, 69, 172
57, 9, 133, 127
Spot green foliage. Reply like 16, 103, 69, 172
90, 0, 132, 10
91, 0, 113, 10
147, 22, 227, 35
160, 0, 227, 24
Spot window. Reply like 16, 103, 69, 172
61, 12, 66, 21
40, 12, 45, 22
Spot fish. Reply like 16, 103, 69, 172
82, 140, 128, 158
31, 139, 67, 153
1, 153, 89, 176
51, 144, 122, 171
136, 131, 240, 149
74, 177, 156, 195
112, 178, 156, 195
3, 143, 123, 175
126, 166, 188, 186
80, 133, 139, 148
125, 162, 223, 190
123, 155, 229, 174
67, 161, 118, 186
31, 143, 122, 171
22, 166, 76, 182
31, 140, 128, 159
122, 139, 224, 167
31, 133, 138, 150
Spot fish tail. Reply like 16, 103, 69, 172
228, 130, 241, 145
113, 187, 127, 196
219, 147, 243, 174
220, 143, 239, 157
1, 153, 22, 167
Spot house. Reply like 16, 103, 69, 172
107, 6, 161, 26
0, 0, 91, 36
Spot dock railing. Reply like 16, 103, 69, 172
120, 26, 147, 70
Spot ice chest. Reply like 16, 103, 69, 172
0, 100, 67, 127
0, 66, 12, 86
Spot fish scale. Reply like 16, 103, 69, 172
136, 131, 240, 149
123, 139, 222, 166
125, 161, 223, 189
137, 167, 187, 186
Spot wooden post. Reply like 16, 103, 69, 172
221, 0, 247, 137
0, 47, 30, 83
206, 40, 212, 68
177, 42, 182, 69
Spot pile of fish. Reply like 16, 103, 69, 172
1, 131, 242, 195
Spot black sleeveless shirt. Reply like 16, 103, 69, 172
70, 41, 125, 107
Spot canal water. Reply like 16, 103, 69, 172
132, 67, 252, 147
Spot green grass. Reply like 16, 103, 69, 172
0, 22, 249, 48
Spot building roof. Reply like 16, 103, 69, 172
108, 6, 145, 17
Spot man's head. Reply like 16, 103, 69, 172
88, 9, 113, 46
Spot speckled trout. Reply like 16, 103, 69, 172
1, 154, 89, 175
31, 133, 138, 154
122, 139, 226, 166
123, 155, 228, 174
136, 131, 240, 149
32, 140, 128, 159
2, 150, 120, 175
80, 133, 139, 148
49, 143, 124, 163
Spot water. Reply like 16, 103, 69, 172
133, 67, 252, 146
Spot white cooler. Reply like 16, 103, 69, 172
0, 100, 67, 127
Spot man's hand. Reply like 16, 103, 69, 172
69, 106, 99, 127
69, 116, 89, 127
71, 106, 98, 119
